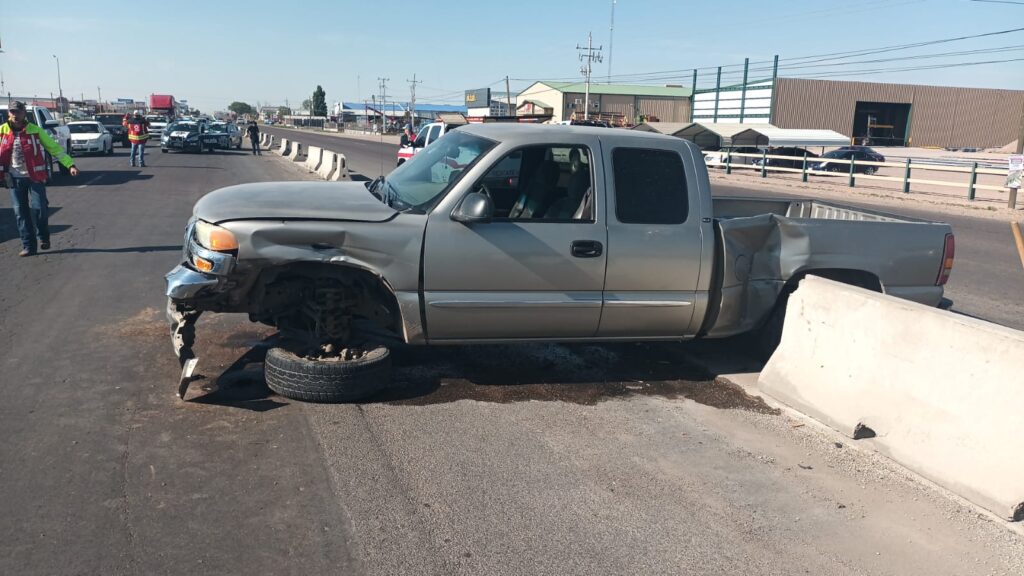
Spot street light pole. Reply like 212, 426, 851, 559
52, 54, 64, 112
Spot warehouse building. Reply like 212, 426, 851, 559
692, 76, 1024, 149
515, 81, 692, 125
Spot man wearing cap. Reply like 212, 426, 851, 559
0, 101, 79, 257
124, 111, 150, 167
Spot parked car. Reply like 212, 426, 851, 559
809, 147, 886, 174
0, 103, 71, 181
67, 121, 114, 155
92, 113, 130, 146
160, 120, 218, 153
165, 123, 955, 402
753, 147, 820, 170
704, 147, 761, 168
206, 122, 242, 150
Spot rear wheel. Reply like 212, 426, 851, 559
264, 343, 392, 403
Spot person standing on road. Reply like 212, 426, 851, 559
245, 120, 261, 155
0, 101, 80, 257
124, 111, 150, 167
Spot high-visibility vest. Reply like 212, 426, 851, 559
127, 120, 150, 143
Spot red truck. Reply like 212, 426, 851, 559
149, 94, 177, 115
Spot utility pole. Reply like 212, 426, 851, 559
377, 77, 389, 132
406, 73, 421, 129
607, 0, 616, 83
576, 32, 603, 120
505, 75, 514, 117
52, 54, 64, 113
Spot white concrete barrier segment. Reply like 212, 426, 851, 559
758, 275, 1024, 521
287, 141, 303, 161
328, 153, 349, 181
317, 152, 337, 180
266, 135, 275, 150
304, 146, 323, 172
276, 138, 290, 156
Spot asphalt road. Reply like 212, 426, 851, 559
1, 139, 1019, 576
265, 126, 1024, 331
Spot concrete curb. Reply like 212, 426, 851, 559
758, 275, 1024, 521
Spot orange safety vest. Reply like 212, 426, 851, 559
127, 120, 150, 143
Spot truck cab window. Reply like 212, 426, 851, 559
478, 145, 594, 222
612, 148, 688, 224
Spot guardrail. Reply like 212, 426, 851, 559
714, 150, 1017, 208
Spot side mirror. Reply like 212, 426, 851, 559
44, 120, 61, 129
452, 192, 493, 224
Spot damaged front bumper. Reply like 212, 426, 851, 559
164, 235, 237, 399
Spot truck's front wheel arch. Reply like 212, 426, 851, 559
248, 263, 406, 346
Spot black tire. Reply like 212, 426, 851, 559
264, 344, 392, 403
107, 141, 114, 155
161, 148, 167, 153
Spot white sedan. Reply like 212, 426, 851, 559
68, 121, 114, 155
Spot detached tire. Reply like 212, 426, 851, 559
264, 345, 391, 403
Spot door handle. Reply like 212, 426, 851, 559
570, 240, 603, 258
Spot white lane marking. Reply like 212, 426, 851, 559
77, 175, 103, 189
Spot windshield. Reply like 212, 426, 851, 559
168, 122, 198, 132
69, 124, 100, 134
207, 123, 227, 133
821, 150, 845, 159
382, 131, 495, 210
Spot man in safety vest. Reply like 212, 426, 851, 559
124, 111, 150, 167
0, 101, 79, 256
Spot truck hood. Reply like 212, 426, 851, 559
195, 181, 398, 225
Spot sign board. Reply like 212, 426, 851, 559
117, 98, 133, 103
1007, 155, 1023, 189
465, 88, 490, 107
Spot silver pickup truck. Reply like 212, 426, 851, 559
165, 124, 954, 401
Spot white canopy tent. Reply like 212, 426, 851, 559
633, 122, 850, 150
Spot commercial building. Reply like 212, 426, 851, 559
693, 76, 1024, 149
515, 81, 692, 125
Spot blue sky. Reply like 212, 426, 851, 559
2, 0, 1023, 112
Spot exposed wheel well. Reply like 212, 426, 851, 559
784, 268, 882, 294
247, 263, 404, 345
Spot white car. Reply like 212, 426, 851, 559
67, 121, 114, 155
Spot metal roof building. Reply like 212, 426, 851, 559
633, 122, 849, 149
516, 81, 692, 124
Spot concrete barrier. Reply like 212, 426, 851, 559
287, 141, 303, 161
304, 146, 323, 172
327, 152, 349, 181
276, 138, 290, 156
260, 133, 269, 147
758, 276, 1024, 521
317, 152, 337, 180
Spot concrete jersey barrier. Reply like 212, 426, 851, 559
328, 152, 349, 181
317, 152, 337, 179
304, 146, 323, 172
287, 141, 303, 161
276, 138, 290, 156
758, 275, 1024, 521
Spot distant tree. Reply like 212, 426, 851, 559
228, 101, 255, 116
301, 98, 312, 111
277, 106, 292, 118
311, 85, 328, 117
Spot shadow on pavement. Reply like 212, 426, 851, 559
362, 341, 777, 413
0, 207, 64, 245
190, 336, 288, 412
48, 244, 181, 254
79, 170, 155, 185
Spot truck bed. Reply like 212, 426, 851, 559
702, 196, 951, 338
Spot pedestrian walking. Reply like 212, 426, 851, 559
0, 101, 79, 257
124, 111, 150, 167
245, 121, 261, 155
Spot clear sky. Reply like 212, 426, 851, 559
2, 0, 1023, 112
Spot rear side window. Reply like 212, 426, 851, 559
612, 148, 688, 224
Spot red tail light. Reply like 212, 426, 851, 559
936, 233, 955, 286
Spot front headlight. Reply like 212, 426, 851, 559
194, 220, 238, 252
